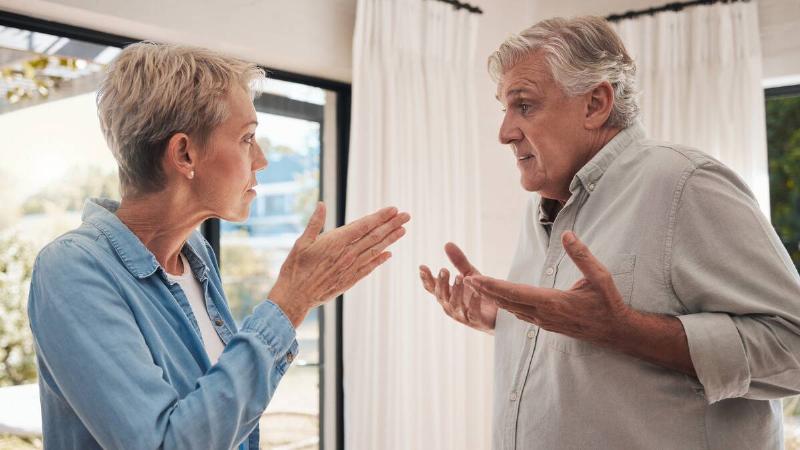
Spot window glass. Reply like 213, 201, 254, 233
220, 82, 324, 449
766, 92, 800, 448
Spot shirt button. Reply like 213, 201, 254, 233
214, 318, 223, 327
509, 391, 518, 401
544, 266, 554, 276
286, 352, 295, 364
588, 183, 596, 191
527, 330, 535, 339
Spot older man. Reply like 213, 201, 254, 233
420, 16, 800, 449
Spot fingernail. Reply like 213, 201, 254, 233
563, 231, 576, 244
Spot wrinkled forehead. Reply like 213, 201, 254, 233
495, 52, 553, 101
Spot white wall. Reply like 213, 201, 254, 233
471, 0, 537, 277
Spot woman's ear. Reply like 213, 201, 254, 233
164, 132, 195, 180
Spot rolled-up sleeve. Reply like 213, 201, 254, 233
670, 161, 800, 404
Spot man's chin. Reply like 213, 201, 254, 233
520, 176, 542, 192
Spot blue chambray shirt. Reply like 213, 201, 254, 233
28, 198, 299, 450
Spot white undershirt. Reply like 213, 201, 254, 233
166, 253, 226, 365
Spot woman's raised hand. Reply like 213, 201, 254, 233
269, 202, 410, 327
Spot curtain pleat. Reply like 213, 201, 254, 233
345, 1, 492, 449
612, 1, 770, 214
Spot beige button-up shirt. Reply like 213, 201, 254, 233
493, 123, 800, 449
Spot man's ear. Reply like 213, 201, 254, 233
164, 132, 196, 180
584, 81, 615, 130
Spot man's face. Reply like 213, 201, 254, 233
496, 51, 593, 201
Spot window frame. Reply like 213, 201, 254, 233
0, 10, 350, 449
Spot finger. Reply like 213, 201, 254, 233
451, 275, 464, 309
465, 279, 481, 323
297, 202, 326, 245
348, 251, 393, 288
561, 231, 611, 287
444, 242, 479, 276
419, 265, 436, 294
439, 269, 451, 301
465, 275, 550, 305
339, 206, 400, 242
350, 218, 409, 266
434, 269, 450, 305
350, 213, 411, 256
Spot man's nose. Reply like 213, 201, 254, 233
498, 115, 522, 145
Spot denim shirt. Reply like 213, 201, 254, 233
28, 198, 298, 450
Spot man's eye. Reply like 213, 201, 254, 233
519, 104, 531, 114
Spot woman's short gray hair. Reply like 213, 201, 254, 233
97, 42, 265, 197
488, 16, 638, 129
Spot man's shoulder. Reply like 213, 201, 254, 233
620, 139, 722, 180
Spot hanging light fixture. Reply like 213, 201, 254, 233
1, 53, 93, 106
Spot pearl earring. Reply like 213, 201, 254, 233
188, 170, 195, 179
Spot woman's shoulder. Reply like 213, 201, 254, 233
34, 225, 113, 273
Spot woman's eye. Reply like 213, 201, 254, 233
244, 134, 255, 144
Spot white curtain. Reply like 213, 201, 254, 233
344, 1, 493, 449
611, 1, 770, 214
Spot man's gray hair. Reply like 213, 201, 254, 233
488, 16, 638, 129
97, 42, 265, 197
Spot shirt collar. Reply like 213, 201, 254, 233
569, 121, 646, 195
537, 122, 646, 225
82, 198, 209, 280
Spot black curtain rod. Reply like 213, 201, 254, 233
605, 0, 748, 22
429, 0, 483, 15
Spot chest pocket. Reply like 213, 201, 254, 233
545, 254, 637, 357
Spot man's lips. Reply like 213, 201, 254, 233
517, 154, 534, 161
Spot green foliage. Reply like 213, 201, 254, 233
0, 233, 37, 386
293, 169, 320, 226
0, 434, 40, 449
21, 166, 118, 215
766, 96, 800, 272
220, 239, 277, 323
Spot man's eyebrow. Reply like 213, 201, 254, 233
496, 86, 538, 102
241, 120, 258, 129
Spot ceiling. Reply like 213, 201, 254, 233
0, 0, 359, 82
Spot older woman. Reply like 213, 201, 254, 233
27, 42, 409, 450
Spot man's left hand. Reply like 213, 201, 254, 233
465, 230, 631, 344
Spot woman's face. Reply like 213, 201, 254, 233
193, 86, 267, 222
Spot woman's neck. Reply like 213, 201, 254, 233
115, 190, 207, 276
